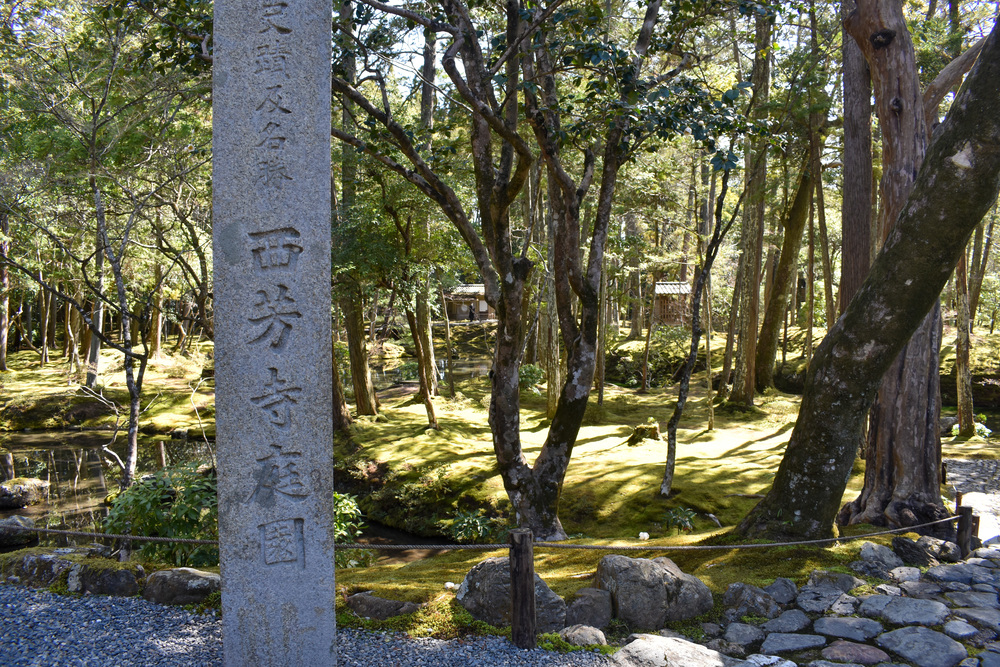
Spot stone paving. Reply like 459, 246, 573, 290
946, 458, 1000, 544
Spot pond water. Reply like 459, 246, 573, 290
363, 357, 491, 391
0, 431, 214, 551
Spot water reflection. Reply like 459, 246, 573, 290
0, 432, 215, 548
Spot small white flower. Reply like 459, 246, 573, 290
444, 581, 457, 590
638, 532, 649, 541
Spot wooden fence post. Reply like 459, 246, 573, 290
957, 506, 974, 558
510, 528, 536, 649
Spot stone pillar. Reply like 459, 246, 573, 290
212, 0, 335, 664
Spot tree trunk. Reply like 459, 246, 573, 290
38, 287, 49, 366
729, 12, 771, 407
0, 211, 7, 372
406, 308, 439, 429
150, 264, 163, 359
955, 249, 974, 436
840, 0, 873, 315
341, 290, 377, 416
85, 181, 106, 388
838, 0, 946, 531
756, 160, 811, 392
440, 288, 456, 397
331, 328, 353, 433
736, 19, 1000, 540
544, 182, 560, 420
969, 214, 994, 323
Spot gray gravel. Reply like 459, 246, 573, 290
0, 586, 613, 666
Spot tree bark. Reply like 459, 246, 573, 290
406, 308, 439, 429
0, 211, 8, 371
756, 160, 811, 392
85, 178, 106, 388
839, 0, 872, 314
342, 291, 377, 416
736, 19, 1000, 540
838, 0, 948, 531
729, 12, 771, 407
955, 249, 974, 436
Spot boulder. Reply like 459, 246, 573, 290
796, 585, 845, 614
917, 536, 962, 563
813, 617, 883, 642
142, 567, 221, 606
927, 562, 997, 584
889, 566, 921, 583
559, 624, 607, 647
722, 583, 780, 621
892, 536, 939, 567
0, 478, 49, 509
763, 578, 797, 605
597, 555, 712, 629
3, 552, 74, 587
807, 570, 864, 593
611, 634, 746, 667
820, 639, 891, 665
943, 620, 979, 641
875, 627, 967, 667
945, 590, 1000, 608
565, 588, 612, 629
0, 515, 37, 547
851, 542, 905, 579
704, 638, 746, 659
455, 557, 565, 633
859, 595, 950, 626
723, 622, 764, 649
762, 610, 811, 634
759, 633, 826, 654
66, 563, 144, 597
345, 591, 420, 620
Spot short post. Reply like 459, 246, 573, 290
957, 505, 974, 558
956, 491, 964, 513
510, 528, 536, 649
972, 515, 981, 544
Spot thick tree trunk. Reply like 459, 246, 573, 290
729, 12, 771, 406
838, 0, 947, 531
840, 0, 872, 314
756, 161, 811, 392
736, 20, 1000, 539
544, 183, 560, 419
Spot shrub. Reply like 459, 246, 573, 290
440, 509, 506, 544
104, 462, 219, 567
664, 507, 696, 534
105, 463, 371, 568
518, 363, 545, 389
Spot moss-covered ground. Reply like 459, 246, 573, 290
3, 324, 999, 641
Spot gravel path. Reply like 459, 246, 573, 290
0, 586, 612, 667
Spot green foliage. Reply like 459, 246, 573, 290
952, 420, 994, 438
333, 491, 375, 569
440, 509, 506, 544
105, 463, 371, 568
104, 462, 219, 567
518, 364, 545, 389
664, 507, 696, 534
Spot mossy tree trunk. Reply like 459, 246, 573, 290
736, 19, 1000, 540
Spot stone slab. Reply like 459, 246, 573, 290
213, 0, 335, 663
876, 626, 967, 667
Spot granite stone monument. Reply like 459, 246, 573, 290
212, 0, 335, 663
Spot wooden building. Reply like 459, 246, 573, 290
652, 281, 692, 326
444, 284, 496, 321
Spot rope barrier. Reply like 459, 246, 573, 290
4, 514, 959, 552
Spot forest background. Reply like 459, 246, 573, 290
1, 0, 1000, 549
